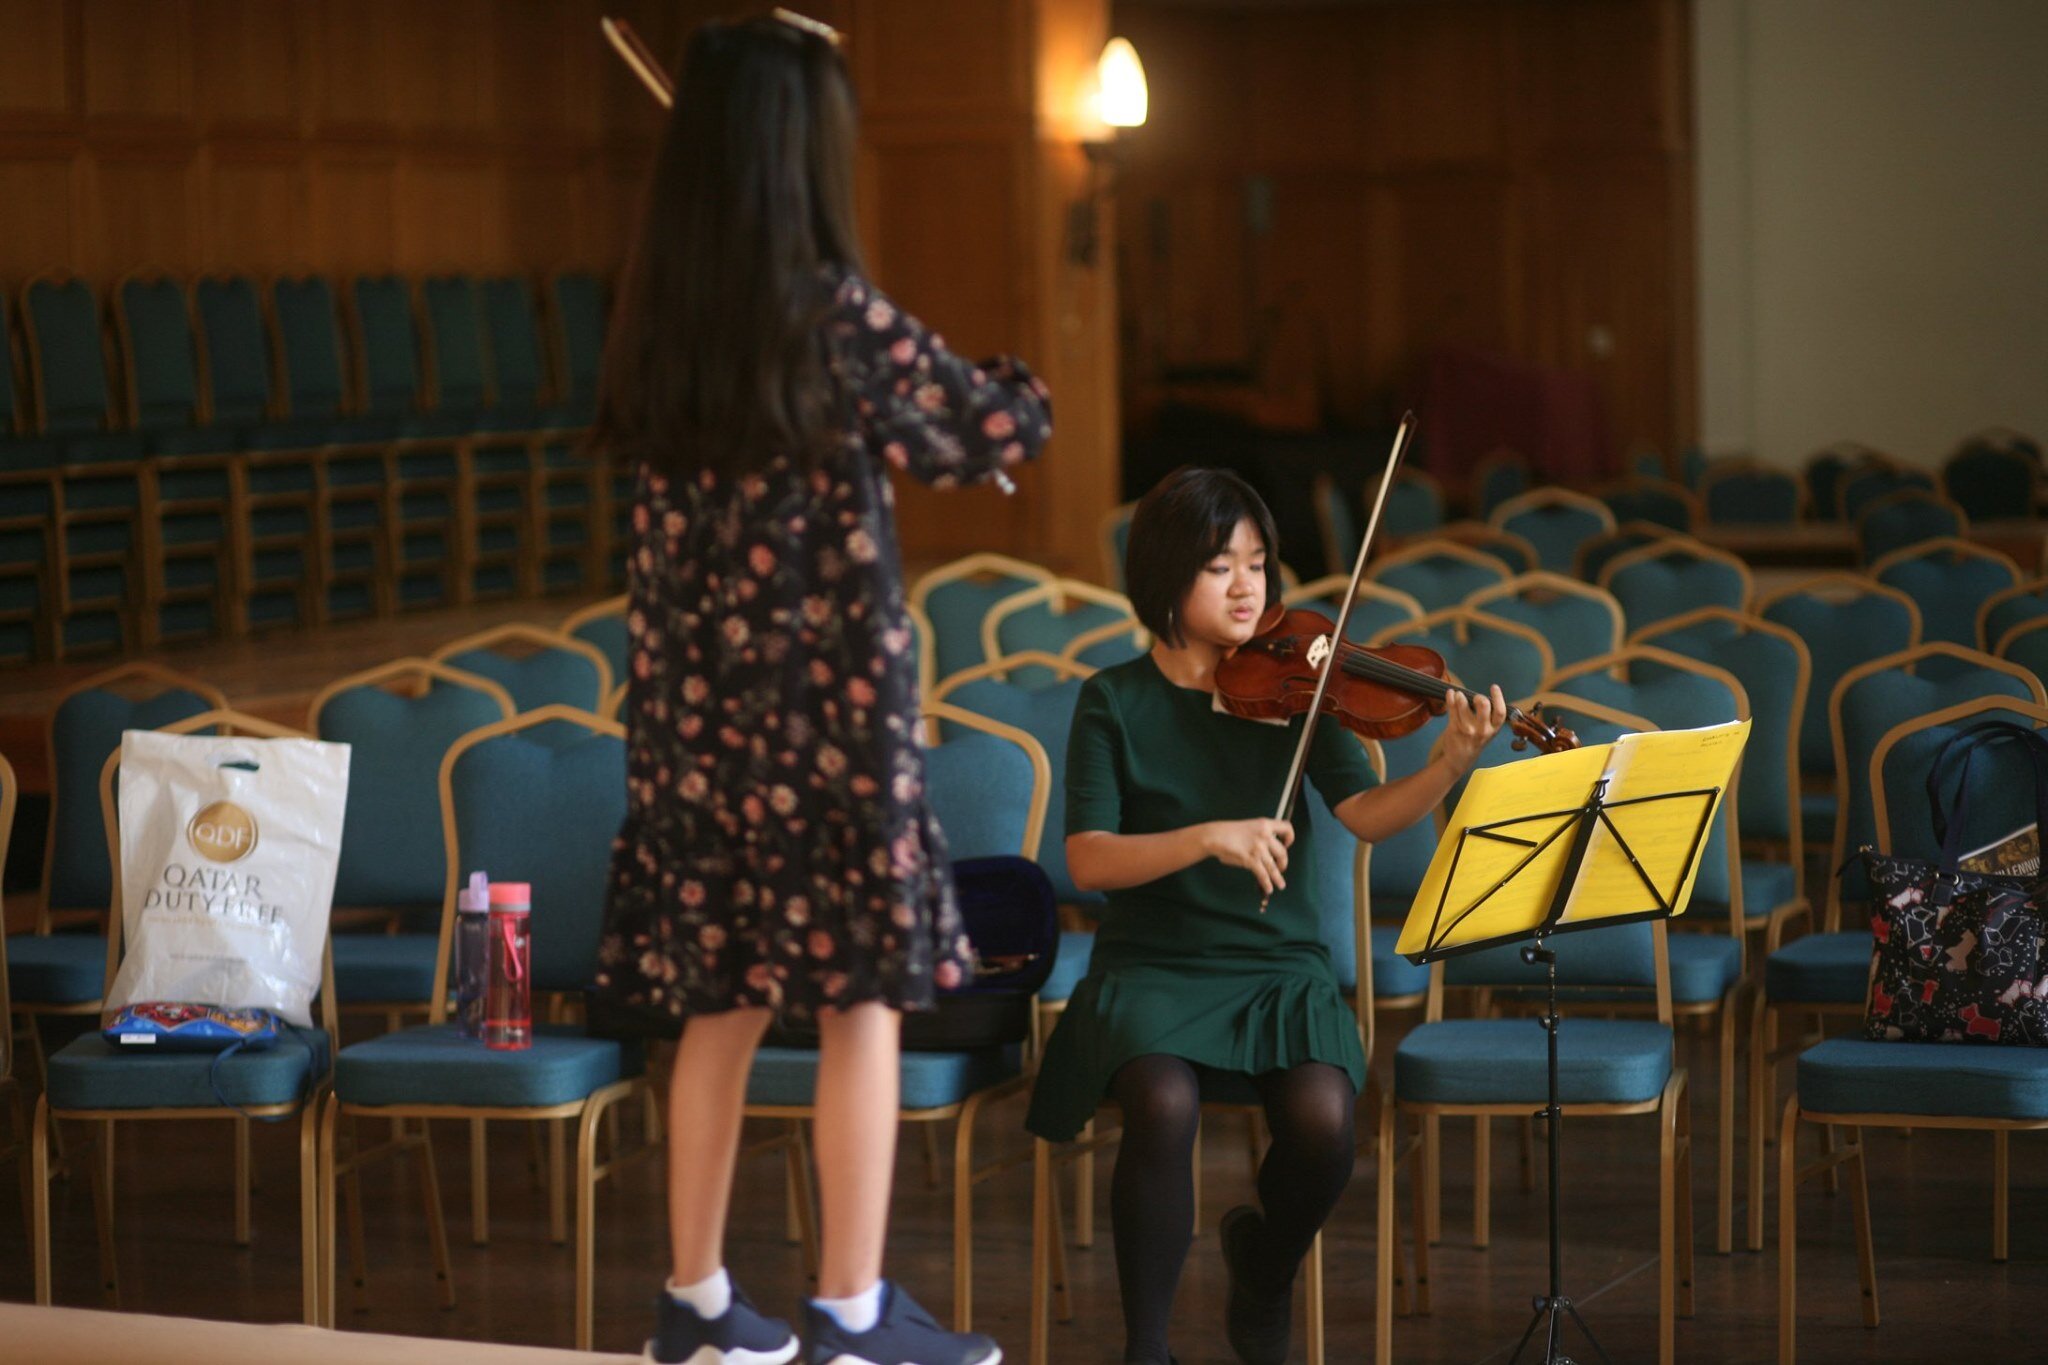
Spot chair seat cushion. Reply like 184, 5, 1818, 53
1740, 860, 1800, 921
1039, 930, 1094, 1005
1395, 1018, 1673, 1106
1372, 923, 1431, 1001
1798, 1037, 2048, 1121
335, 1023, 639, 1109
746, 1045, 1020, 1112
7, 933, 108, 1005
1666, 932, 1744, 1003
46, 1026, 326, 1111
1765, 931, 1872, 1005
332, 933, 441, 1005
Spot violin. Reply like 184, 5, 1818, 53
1215, 603, 1579, 755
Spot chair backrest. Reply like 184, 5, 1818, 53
1828, 642, 2046, 911
45, 664, 228, 916
1979, 577, 2048, 654
1312, 473, 1360, 574
349, 273, 423, 419
0, 751, 15, 1078
1873, 538, 2023, 648
419, 274, 490, 417
1366, 608, 1554, 702
113, 272, 202, 432
931, 655, 1094, 904
1633, 607, 1809, 859
1472, 448, 1530, 519
919, 702, 1051, 863
561, 596, 629, 688
1597, 536, 1752, 634
1427, 520, 1539, 574
1840, 463, 1934, 524
480, 276, 549, 414
547, 270, 607, 412
981, 579, 1133, 681
430, 623, 614, 714
270, 275, 349, 422
1058, 616, 1150, 670
0, 292, 19, 436
911, 553, 1056, 683
1855, 489, 1967, 566
1573, 520, 1677, 584
309, 659, 516, 909
1099, 502, 1136, 591
1941, 440, 2037, 524
904, 599, 938, 698
1465, 572, 1624, 671
1870, 698, 2048, 870
1367, 540, 1512, 612
1282, 574, 1425, 645
1545, 649, 1746, 917
1381, 469, 1444, 538
1489, 488, 1616, 575
1699, 461, 1801, 525
194, 275, 273, 426
1758, 574, 1921, 774
1800, 443, 1870, 523
22, 274, 113, 435
436, 708, 626, 1009
1596, 478, 1698, 533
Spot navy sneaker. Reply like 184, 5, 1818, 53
802, 1281, 1001, 1365
646, 1285, 800, 1365
1220, 1204, 1292, 1365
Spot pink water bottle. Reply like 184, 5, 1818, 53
483, 882, 532, 1051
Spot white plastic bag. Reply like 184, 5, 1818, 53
106, 730, 351, 1028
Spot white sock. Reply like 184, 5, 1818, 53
667, 1268, 732, 1319
812, 1280, 884, 1334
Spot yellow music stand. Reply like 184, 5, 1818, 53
1394, 718, 1749, 1365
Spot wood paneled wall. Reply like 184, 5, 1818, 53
1113, 0, 1696, 464
0, 0, 1120, 574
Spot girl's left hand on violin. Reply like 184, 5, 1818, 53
1433, 684, 1508, 772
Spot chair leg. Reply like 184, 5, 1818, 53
299, 1101, 321, 1326
234, 1115, 253, 1246
344, 1116, 369, 1299
1075, 1118, 1095, 1249
1848, 1125, 1879, 1328
1659, 1081, 1677, 1365
922, 1122, 943, 1190
575, 1098, 607, 1352
1190, 1122, 1202, 1233
7, 1080, 31, 1255
1718, 991, 1738, 1255
549, 1117, 569, 1245
1678, 1080, 1696, 1319
1819, 1121, 1840, 1195
789, 1119, 820, 1283
1994, 1128, 2010, 1263
1778, 1096, 1799, 1365
1411, 1111, 1432, 1316
1046, 1153, 1073, 1323
317, 1094, 339, 1328
92, 1119, 118, 1306
413, 1119, 456, 1310
1472, 1116, 1491, 1248
954, 1098, 988, 1331
469, 1117, 490, 1246
1423, 1113, 1442, 1243
31, 1094, 51, 1305
1031, 1139, 1050, 1365
1305, 1230, 1325, 1365
1748, 995, 1770, 1253
1375, 1100, 1396, 1364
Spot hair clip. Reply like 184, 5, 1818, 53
771, 8, 843, 47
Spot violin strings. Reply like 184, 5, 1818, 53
1334, 650, 1543, 730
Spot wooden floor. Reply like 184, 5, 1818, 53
3, 1020, 2043, 1363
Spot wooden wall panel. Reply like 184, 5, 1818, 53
0, 158, 79, 279
312, 0, 399, 135
205, 154, 305, 274
86, 151, 198, 278
396, 155, 502, 273
0, 1, 72, 121
307, 155, 397, 274
82, 0, 193, 126
856, 0, 1030, 120
193, 0, 303, 136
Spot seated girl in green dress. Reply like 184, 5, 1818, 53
1025, 466, 1506, 1365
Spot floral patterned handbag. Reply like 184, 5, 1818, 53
1860, 721, 2048, 1046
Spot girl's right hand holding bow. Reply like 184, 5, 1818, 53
1204, 818, 1295, 896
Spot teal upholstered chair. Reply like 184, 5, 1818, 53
1366, 608, 1554, 703
1854, 489, 1966, 566
1597, 479, 1698, 533
1997, 616, 2048, 682
424, 274, 529, 599
1490, 488, 1616, 576
0, 298, 54, 666
309, 659, 517, 1022
1431, 522, 1539, 575
351, 273, 464, 607
32, 711, 336, 1323
1282, 575, 1426, 646
481, 275, 598, 592
319, 707, 643, 1348
911, 553, 1055, 685
1978, 577, 2048, 654
750, 701, 1046, 1331
1699, 461, 1801, 525
1597, 536, 1752, 635
1757, 574, 1921, 848
1465, 572, 1625, 671
1873, 538, 2022, 648
1368, 541, 1513, 613
545, 270, 606, 426
1573, 520, 1677, 585
1382, 468, 1445, 539
982, 579, 1133, 687
1799, 445, 1874, 523
430, 623, 614, 716
0, 753, 31, 1261
1777, 697, 2048, 1363
1942, 438, 2038, 524
1312, 473, 1360, 574
1099, 501, 1136, 591
1472, 449, 1530, 520
1839, 464, 1934, 525
561, 596, 629, 689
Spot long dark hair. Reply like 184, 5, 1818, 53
590, 14, 865, 477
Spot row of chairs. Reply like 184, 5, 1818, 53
1, 268, 623, 666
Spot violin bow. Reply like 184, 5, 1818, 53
1259, 412, 1415, 912
598, 14, 1019, 496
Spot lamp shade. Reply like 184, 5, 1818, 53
1096, 37, 1147, 129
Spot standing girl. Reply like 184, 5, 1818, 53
1026, 467, 1503, 1365
590, 13, 1050, 1365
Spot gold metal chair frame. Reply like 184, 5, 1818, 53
978, 578, 1135, 673
428, 622, 616, 709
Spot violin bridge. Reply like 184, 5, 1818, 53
1306, 633, 1332, 671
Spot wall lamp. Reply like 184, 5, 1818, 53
1067, 37, 1148, 267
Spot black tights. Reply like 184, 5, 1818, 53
1108, 1055, 1357, 1364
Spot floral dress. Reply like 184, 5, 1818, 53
593, 271, 1052, 1032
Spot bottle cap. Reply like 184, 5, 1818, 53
488, 882, 532, 913
458, 871, 489, 914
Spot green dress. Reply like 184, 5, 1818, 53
1025, 653, 1378, 1141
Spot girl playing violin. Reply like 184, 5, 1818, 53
1025, 466, 1505, 1365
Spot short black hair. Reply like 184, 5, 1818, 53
1124, 466, 1281, 647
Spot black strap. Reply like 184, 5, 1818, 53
1922, 721, 2048, 870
